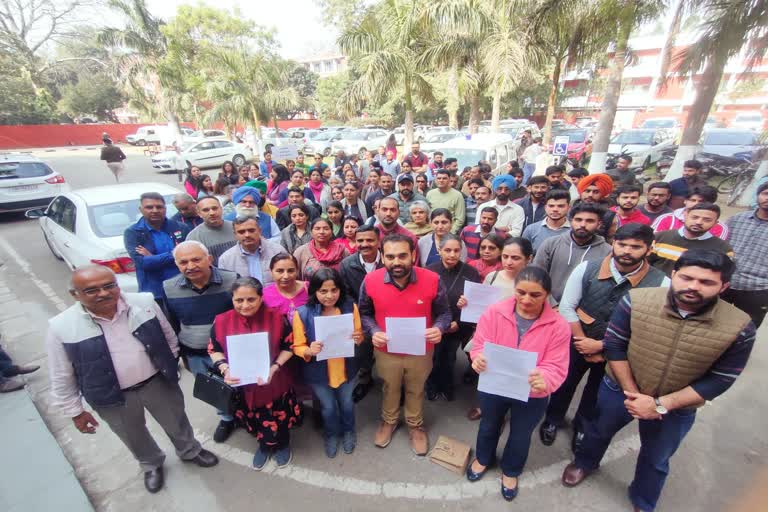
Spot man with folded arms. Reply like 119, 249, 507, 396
562, 250, 755, 512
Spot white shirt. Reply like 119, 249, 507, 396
477, 199, 526, 237
360, 251, 381, 273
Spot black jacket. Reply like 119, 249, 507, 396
339, 252, 383, 302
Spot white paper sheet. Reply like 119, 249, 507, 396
314, 313, 355, 361
477, 343, 538, 402
226, 332, 271, 387
460, 281, 505, 324
385, 317, 426, 355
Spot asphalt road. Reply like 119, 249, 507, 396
0, 146, 766, 512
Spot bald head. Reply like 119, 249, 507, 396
69, 265, 121, 316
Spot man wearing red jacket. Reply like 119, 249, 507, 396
358, 233, 452, 455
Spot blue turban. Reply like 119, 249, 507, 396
232, 186, 261, 205
492, 174, 517, 192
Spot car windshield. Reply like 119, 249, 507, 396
611, 131, 654, 145
312, 132, 332, 141
704, 132, 757, 145
437, 148, 486, 170
642, 119, 675, 128
343, 131, 369, 140
88, 195, 177, 238
735, 114, 762, 122
180, 142, 197, 151
0, 161, 53, 179
553, 129, 588, 143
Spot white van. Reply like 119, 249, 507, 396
125, 126, 165, 146
432, 133, 519, 175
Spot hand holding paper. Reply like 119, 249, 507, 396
226, 333, 271, 387
477, 343, 538, 402
460, 282, 504, 324
385, 317, 427, 355
314, 314, 355, 361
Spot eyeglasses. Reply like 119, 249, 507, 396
79, 282, 118, 296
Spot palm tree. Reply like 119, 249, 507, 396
338, 0, 435, 148
98, 0, 185, 140
525, 0, 617, 146
587, 0, 666, 173
663, 0, 768, 195
205, 48, 302, 152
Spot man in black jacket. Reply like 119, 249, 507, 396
100, 137, 127, 182
339, 225, 383, 402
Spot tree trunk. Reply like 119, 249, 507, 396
469, 93, 480, 134
649, 0, 684, 109
447, 64, 460, 130
404, 78, 414, 149
273, 116, 281, 146
589, 13, 633, 174
166, 112, 183, 146
491, 88, 502, 133
665, 52, 728, 182
543, 54, 563, 147
251, 108, 263, 155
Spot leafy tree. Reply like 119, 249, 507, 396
57, 72, 124, 121
315, 72, 352, 121
0, 57, 56, 124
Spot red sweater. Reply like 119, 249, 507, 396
362, 267, 439, 355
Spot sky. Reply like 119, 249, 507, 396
145, 0, 339, 59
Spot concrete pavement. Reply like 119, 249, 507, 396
0, 149, 765, 511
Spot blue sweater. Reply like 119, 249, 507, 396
124, 217, 190, 299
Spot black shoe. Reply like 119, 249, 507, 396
466, 460, 487, 482
501, 480, 519, 501
6, 364, 40, 377
352, 381, 372, 403
213, 420, 235, 443
426, 388, 439, 401
571, 430, 585, 454
185, 449, 219, 468
443, 389, 455, 402
539, 421, 557, 446
144, 467, 164, 493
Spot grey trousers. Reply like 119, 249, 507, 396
95, 376, 202, 472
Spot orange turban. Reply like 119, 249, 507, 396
577, 173, 614, 198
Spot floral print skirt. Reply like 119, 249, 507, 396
234, 388, 303, 445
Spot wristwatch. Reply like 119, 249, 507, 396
654, 397, 668, 415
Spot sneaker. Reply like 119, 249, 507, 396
252, 445, 270, 471
374, 421, 398, 448
213, 420, 235, 443
408, 427, 429, 456
342, 431, 357, 454
274, 446, 293, 468
324, 435, 339, 458
0, 377, 25, 393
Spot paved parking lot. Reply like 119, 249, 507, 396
0, 146, 765, 511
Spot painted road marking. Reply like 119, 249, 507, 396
0, 236, 68, 312
195, 429, 641, 500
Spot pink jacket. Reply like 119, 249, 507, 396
470, 297, 571, 399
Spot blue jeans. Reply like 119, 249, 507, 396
522, 163, 536, 186
574, 376, 696, 511
476, 391, 549, 477
310, 376, 357, 438
185, 353, 234, 422
0, 345, 13, 384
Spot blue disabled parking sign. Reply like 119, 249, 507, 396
553, 135, 569, 156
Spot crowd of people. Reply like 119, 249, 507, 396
44, 142, 765, 510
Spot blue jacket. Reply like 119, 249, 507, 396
124, 218, 190, 299
296, 300, 360, 385
223, 210, 274, 238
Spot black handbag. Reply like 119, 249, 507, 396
192, 371, 240, 416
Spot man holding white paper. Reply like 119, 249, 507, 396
466, 266, 570, 502
358, 233, 452, 456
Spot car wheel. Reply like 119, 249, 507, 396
137, 139, 146, 146
232, 154, 246, 167
43, 231, 64, 261
641, 156, 651, 170
323, 147, 331, 157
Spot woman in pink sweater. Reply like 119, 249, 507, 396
467, 265, 570, 501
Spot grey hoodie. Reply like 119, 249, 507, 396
532, 231, 612, 304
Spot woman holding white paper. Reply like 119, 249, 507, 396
466, 266, 570, 501
291, 269, 365, 458
209, 277, 302, 471
426, 234, 481, 402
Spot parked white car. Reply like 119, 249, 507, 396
608, 129, 674, 169
0, 154, 70, 213
420, 132, 464, 153
731, 112, 765, 132
332, 129, 392, 159
151, 139, 252, 170
184, 129, 228, 142
302, 131, 342, 156
436, 133, 518, 175
25, 182, 181, 292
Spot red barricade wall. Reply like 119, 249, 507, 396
0, 119, 322, 149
